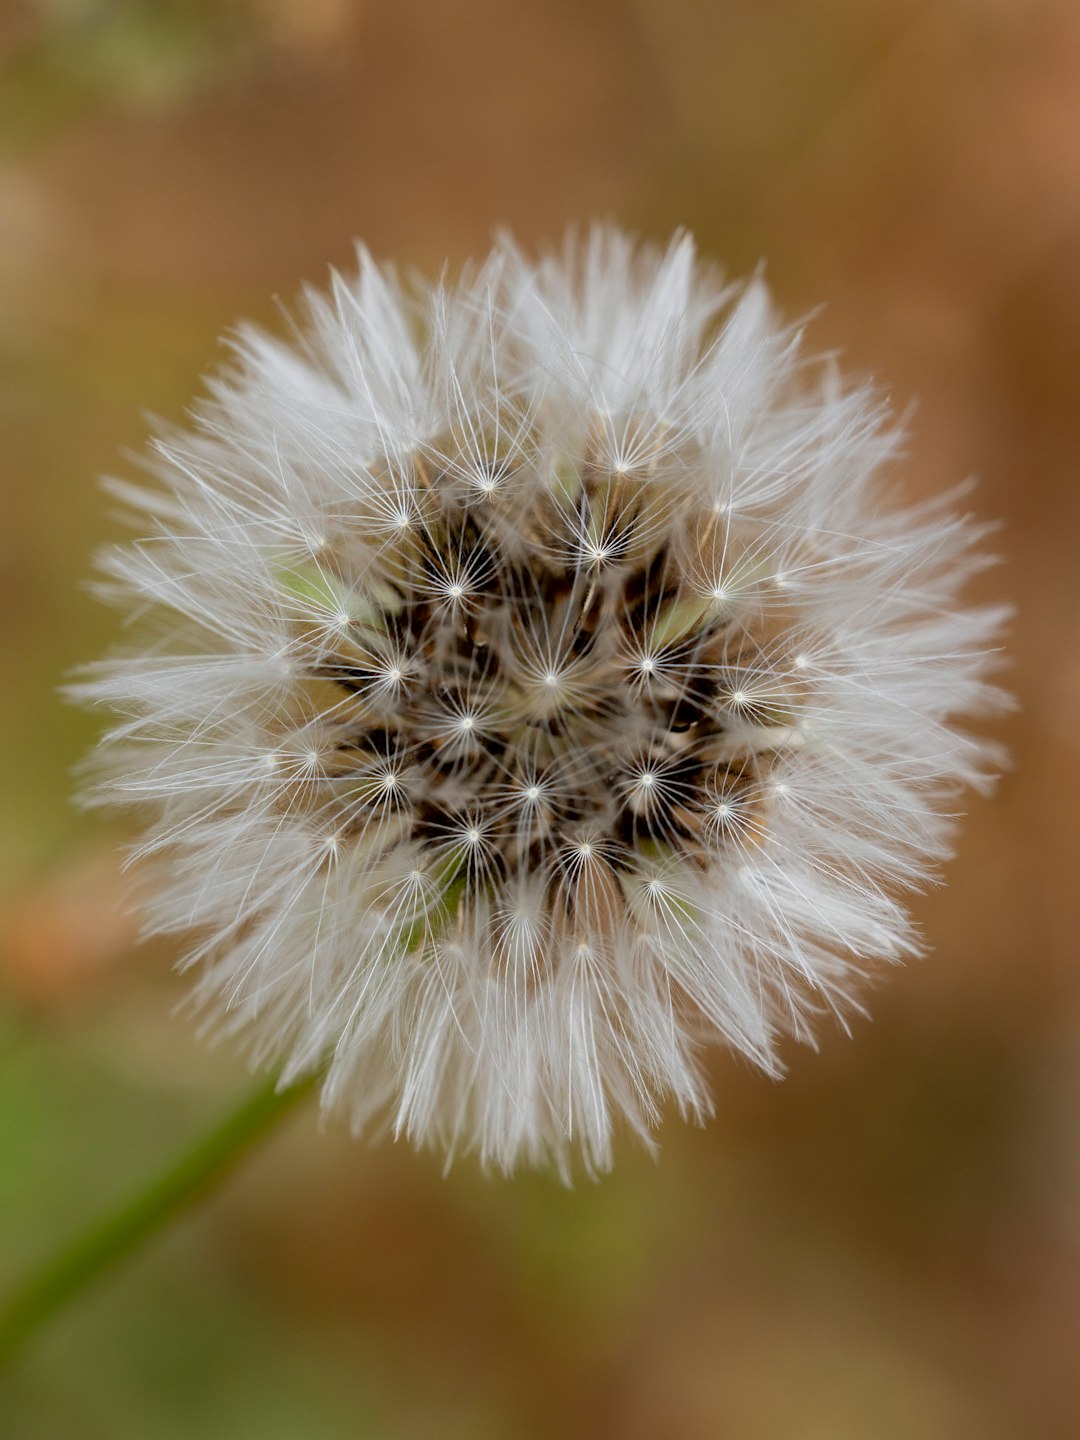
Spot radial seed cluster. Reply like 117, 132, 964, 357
77, 230, 1007, 1175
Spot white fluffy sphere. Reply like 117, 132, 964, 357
74, 229, 1008, 1176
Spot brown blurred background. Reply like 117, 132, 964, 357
1, 1, 1078, 1435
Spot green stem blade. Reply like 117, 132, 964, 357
0, 1068, 319, 1367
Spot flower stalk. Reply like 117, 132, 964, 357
0, 1070, 317, 1366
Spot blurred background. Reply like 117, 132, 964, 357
1, 0, 1077, 1435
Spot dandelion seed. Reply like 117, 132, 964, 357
72, 227, 1009, 1178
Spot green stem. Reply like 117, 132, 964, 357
0, 1068, 319, 1366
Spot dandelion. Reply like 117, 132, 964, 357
73, 228, 1008, 1177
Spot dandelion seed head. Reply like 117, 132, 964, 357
74, 227, 1008, 1178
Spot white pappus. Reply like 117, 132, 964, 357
72, 228, 1009, 1178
